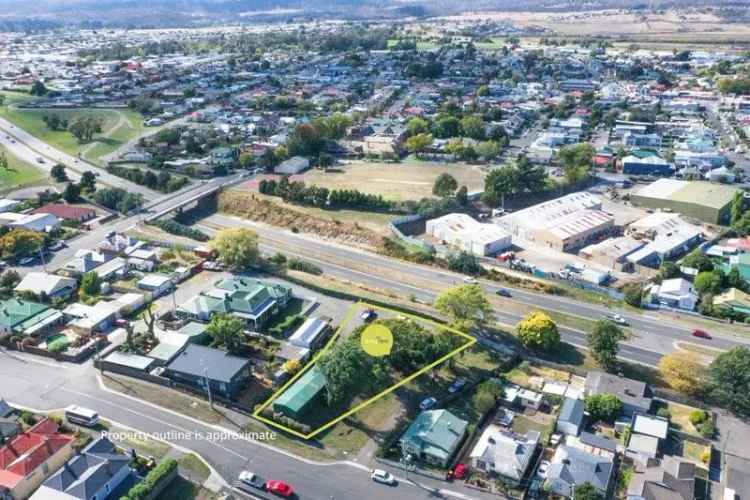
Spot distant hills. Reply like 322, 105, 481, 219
0, 0, 747, 29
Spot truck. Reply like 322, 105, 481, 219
581, 269, 610, 286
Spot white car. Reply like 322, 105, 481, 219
419, 397, 437, 411
371, 469, 396, 485
238, 471, 264, 489
606, 314, 628, 326
536, 460, 550, 478
463, 276, 478, 284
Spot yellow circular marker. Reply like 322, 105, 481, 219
361, 324, 393, 357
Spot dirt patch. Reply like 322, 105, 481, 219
218, 191, 384, 250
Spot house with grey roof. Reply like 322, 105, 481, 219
31, 436, 132, 500
546, 445, 614, 498
585, 371, 653, 417
469, 425, 539, 484
627, 456, 695, 500
557, 397, 585, 436
163, 344, 252, 399
400, 410, 468, 467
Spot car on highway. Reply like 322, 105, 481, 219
448, 378, 467, 394
463, 276, 478, 284
495, 288, 512, 298
239, 471, 265, 489
265, 480, 294, 497
419, 397, 437, 411
536, 460, 550, 478
605, 314, 628, 326
17, 256, 35, 266
370, 469, 396, 485
36, 157, 45, 164
692, 329, 712, 340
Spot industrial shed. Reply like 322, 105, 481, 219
273, 365, 327, 420
426, 213, 511, 256
630, 179, 739, 225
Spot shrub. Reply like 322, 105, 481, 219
698, 420, 715, 439
149, 219, 209, 242
122, 458, 177, 500
657, 407, 671, 419
700, 449, 711, 463
287, 258, 323, 276
689, 410, 708, 426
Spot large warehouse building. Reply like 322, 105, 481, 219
630, 179, 739, 225
426, 213, 511, 256
496, 192, 615, 253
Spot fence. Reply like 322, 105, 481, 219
389, 214, 434, 253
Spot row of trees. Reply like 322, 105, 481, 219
91, 188, 143, 214
258, 177, 393, 212
106, 165, 189, 194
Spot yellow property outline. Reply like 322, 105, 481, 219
253, 301, 476, 440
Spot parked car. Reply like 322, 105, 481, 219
48, 241, 66, 251
536, 460, 550, 478
18, 256, 35, 266
463, 276, 478, 284
605, 314, 628, 326
692, 329, 712, 340
448, 378, 467, 394
370, 469, 396, 485
265, 480, 294, 498
453, 463, 468, 480
419, 397, 437, 411
360, 308, 377, 322
36, 157, 45, 164
239, 471, 265, 490
495, 288, 512, 298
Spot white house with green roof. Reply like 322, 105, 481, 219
0, 298, 62, 337
399, 409, 468, 467
177, 277, 292, 330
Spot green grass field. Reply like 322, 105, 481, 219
0, 145, 46, 194
0, 104, 144, 164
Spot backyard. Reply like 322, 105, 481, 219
0, 145, 46, 194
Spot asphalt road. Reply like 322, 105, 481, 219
200, 213, 749, 365
0, 351, 498, 500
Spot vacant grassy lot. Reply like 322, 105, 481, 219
0, 145, 46, 194
0, 106, 144, 162
298, 159, 486, 202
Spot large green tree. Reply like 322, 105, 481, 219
207, 314, 245, 353
432, 173, 458, 197
558, 143, 595, 184
434, 284, 494, 333
709, 347, 750, 418
482, 165, 518, 207
587, 320, 625, 372
209, 228, 260, 271
585, 393, 623, 423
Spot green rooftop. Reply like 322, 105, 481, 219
0, 298, 51, 333
273, 365, 327, 420
669, 182, 739, 210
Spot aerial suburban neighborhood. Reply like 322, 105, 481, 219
1, 1, 750, 500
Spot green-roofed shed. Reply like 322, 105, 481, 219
273, 365, 327, 420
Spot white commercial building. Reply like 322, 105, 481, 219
274, 156, 310, 175
0, 212, 60, 232
496, 192, 614, 252
426, 213, 511, 256
647, 278, 698, 311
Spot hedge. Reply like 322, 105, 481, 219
148, 219, 209, 242
121, 458, 177, 500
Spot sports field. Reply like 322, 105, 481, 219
299, 158, 487, 201
0, 145, 46, 194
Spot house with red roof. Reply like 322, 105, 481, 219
32, 204, 96, 224
0, 418, 75, 499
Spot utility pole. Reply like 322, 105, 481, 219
38, 246, 47, 273
204, 367, 213, 408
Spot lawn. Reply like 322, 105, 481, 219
0, 105, 144, 162
664, 401, 705, 438
511, 414, 554, 443
156, 476, 218, 500
296, 158, 487, 202
178, 454, 211, 484
0, 145, 47, 194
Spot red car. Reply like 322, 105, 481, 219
453, 463, 469, 479
692, 329, 712, 339
265, 480, 294, 498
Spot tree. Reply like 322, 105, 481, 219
286, 123, 323, 157
573, 482, 603, 500
433, 173, 458, 197
30, 80, 48, 96
0, 153, 7, 172
67, 115, 103, 143
731, 192, 745, 226
473, 380, 504, 414
516, 311, 560, 352
62, 182, 81, 203
460, 115, 486, 140
694, 270, 725, 296
206, 314, 245, 353
79, 271, 101, 298
0, 229, 44, 258
434, 284, 494, 333
209, 228, 260, 270
588, 320, 625, 372
623, 283, 644, 308
0, 270, 20, 290
682, 249, 714, 272
50, 164, 67, 182
406, 117, 430, 136
515, 157, 547, 193
79, 170, 97, 192
659, 351, 706, 396
404, 133, 433, 156
482, 165, 519, 207
446, 251, 481, 276
585, 393, 623, 423
558, 143, 595, 184
709, 347, 750, 418
476, 140, 501, 161
433, 116, 460, 139
456, 185, 468, 206
319, 333, 389, 406
657, 261, 681, 282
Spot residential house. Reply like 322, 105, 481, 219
585, 371, 653, 417
714, 288, 750, 315
1, 213, 60, 233
400, 410, 468, 467
63, 303, 118, 335
0, 299, 62, 337
163, 344, 252, 399
628, 413, 669, 461
646, 278, 698, 311
32, 204, 96, 224
14, 273, 77, 300
177, 278, 292, 330
627, 456, 696, 500
557, 397, 585, 436
136, 274, 174, 297
546, 445, 614, 498
469, 426, 539, 484
31, 436, 133, 500
622, 155, 673, 176
0, 419, 76, 500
